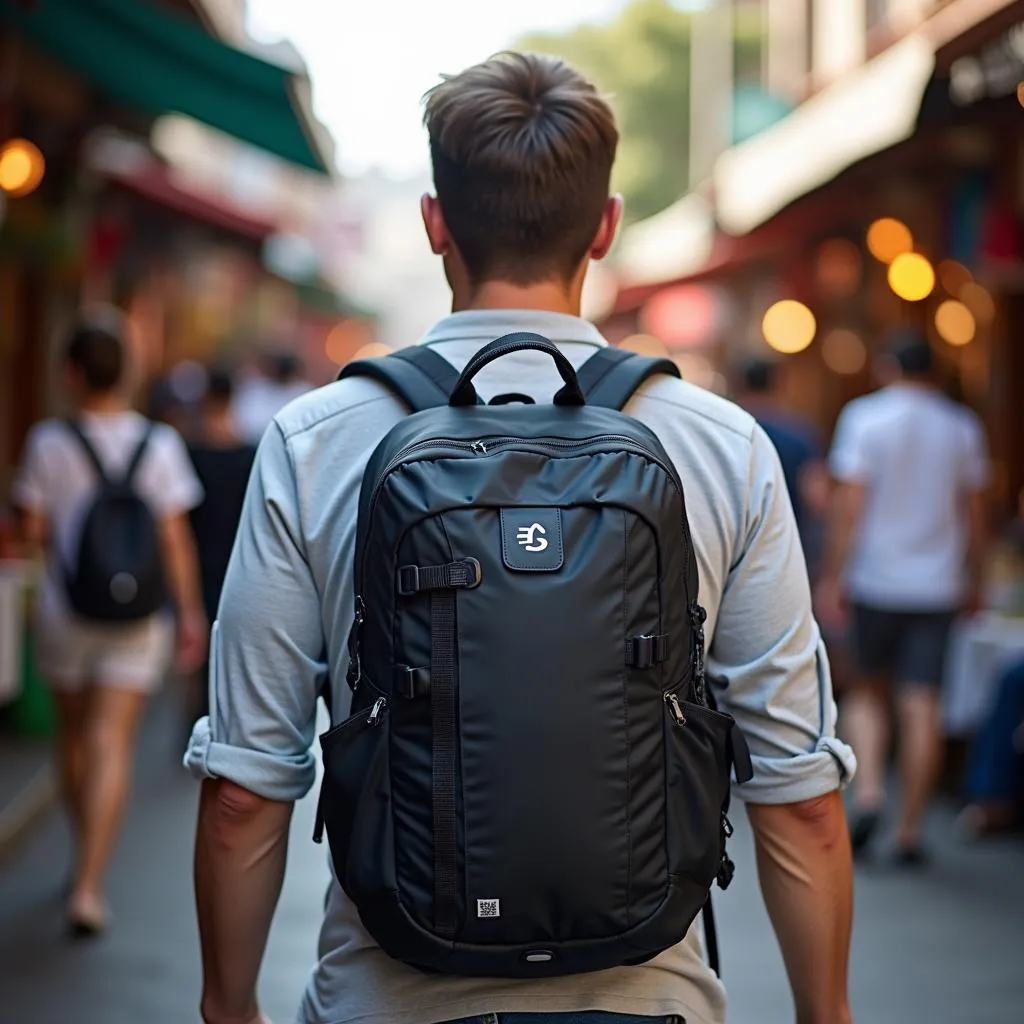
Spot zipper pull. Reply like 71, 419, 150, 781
665, 692, 687, 725
471, 440, 488, 454
367, 696, 387, 726
345, 596, 366, 691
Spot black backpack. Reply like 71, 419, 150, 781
314, 333, 752, 978
63, 420, 167, 623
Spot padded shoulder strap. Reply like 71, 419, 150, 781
123, 421, 156, 486
337, 346, 466, 413
64, 419, 109, 485
575, 347, 681, 410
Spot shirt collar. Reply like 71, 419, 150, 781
418, 309, 608, 349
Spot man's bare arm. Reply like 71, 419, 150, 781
964, 489, 988, 614
816, 481, 866, 630
195, 779, 292, 1024
747, 791, 854, 1024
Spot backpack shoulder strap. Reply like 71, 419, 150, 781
64, 419, 109, 485
337, 345, 466, 413
575, 347, 681, 410
123, 421, 156, 486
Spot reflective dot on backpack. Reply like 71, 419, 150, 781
110, 572, 138, 604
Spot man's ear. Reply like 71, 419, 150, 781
590, 194, 624, 261
421, 194, 450, 256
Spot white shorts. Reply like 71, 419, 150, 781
34, 600, 173, 693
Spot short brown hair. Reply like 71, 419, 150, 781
66, 319, 125, 393
424, 51, 618, 286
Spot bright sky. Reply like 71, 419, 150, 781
246, 0, 649, 177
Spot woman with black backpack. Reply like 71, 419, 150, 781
11, 311, 207, 937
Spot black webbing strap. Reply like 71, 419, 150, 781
64, 420, 109, 485
397, 558, 481, 596
574, 347, 681, 410
430, 587, 459, 936
123, 422, 155, 485
65, 419, 155, 487
338, 346, 474, 413
702, 898, 721, 976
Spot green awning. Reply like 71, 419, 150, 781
0, 0, 331, 174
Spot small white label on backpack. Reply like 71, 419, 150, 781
476, 899, 500, 919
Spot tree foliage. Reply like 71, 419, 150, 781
518, 0, 763, 224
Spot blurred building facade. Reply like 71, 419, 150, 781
0, 0, 371, 497
609, 0, 1024, 516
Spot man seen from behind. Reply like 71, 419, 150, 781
188, 53, 855, 1024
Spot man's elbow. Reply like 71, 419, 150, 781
751, 790, 849, 855
201, 779, 282, 851
782, 791, 848, 850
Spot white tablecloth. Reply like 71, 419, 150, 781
0, 561, 30, 705
943, 612, 1024, 736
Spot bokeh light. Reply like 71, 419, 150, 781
822, 329, 867, 375
935, 300, 976, 346
762, 300, 817, 354
959, 281, 996, 325
938, 260, 972, 296
815, 239, 862, 298
639, 283, 719, 349
888, 253, 935, 302
620, 333, 669, 356
866, 218, 913, 264
351, 341, 394, 361
0, 138, 46, 197
325, 319, 377, 364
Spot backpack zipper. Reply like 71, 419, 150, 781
358, 433, 701, 694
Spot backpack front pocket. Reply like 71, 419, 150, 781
316, 697, 390, 891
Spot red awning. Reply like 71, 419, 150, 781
104, 160, 277, 241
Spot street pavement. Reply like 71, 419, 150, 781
1, 696, 1022, 1024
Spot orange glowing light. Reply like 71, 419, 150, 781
0, 138, 45, 198
935, 301, 976, 346
866, 218, 913, 264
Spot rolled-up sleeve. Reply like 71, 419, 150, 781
709, 427, 856, 804
184, 421, 324, 802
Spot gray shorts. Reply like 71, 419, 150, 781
850, 603, 956, 687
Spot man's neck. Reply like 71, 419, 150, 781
79, 393, 127, 415
453, 279, 582, 317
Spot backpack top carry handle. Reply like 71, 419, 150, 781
448, 332, 586, 408
339, 334, 682, 415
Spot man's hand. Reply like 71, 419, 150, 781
814, 576, 848, 634
201, 1005, 271, 1024
176, 607, 208, 673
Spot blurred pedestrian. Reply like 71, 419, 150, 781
733, 357, 828, 574
186, 367, 256, 723
958, 658, 1024, 837
11, 311, 206, 937
818, 329, 990, 863
231, 350, 312, 445
188, 53, 854, 1024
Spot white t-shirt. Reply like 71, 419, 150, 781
231, 377, 313, 445
829, 384, 989, 610
11, 411, 204, 619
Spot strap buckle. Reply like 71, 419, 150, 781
397, 564, 420, 596
630, 633, 668, 669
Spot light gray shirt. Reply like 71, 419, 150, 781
829, 383, 989, 610
186, 309, 855, 1024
